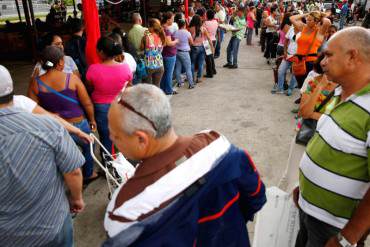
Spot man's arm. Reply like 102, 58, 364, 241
64, 168, 85, 213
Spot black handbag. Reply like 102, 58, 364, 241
295, 90, 335, 146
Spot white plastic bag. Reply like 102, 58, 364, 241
253, 186, 300, 247
111, 153, 135, 184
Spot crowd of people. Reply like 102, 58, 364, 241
0, 0, 369, 246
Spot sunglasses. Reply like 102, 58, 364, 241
117, 88, 158, 131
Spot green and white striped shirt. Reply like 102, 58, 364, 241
299, 84, 370, 229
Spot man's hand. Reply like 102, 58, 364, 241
325, 236, 341, 247
293, 186, 300, 208
69, 197, 85, 213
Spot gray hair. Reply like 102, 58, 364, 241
132, 13, 142, 24
118, 84, 172, 138
331, 26, 370, 62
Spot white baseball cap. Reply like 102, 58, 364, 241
0, 65, 14, 98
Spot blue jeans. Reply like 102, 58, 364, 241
191, 46, 206, 80
175, 51, 194, 86
277, 59, 297, 91
227, 36, 241, 65
94, 103, 112, 154
339, 15, 346, 30
160, 55, 176, 94
71, 119, 93, 178
215, 28, 225, 57
42, 214, 73, 247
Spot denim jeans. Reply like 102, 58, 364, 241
160, 55, 176, 94
277, 59, 297, 91
295, 209, 339, 247
42, 214, 73, 247
215, 28, 225, 57
227, 36, 241, 65
71, 119, 93, 178
175, 51, 194, 86
246, 27, 253, 45
94, 103, 113, 154
339, 15, 346, 29
191, 46, 206, 79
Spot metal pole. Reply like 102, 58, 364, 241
72, 0, 77, 17
27, 0, 36, 27
14, 0, 22, 22
21, 0, 31, 27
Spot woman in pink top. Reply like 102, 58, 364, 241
204, 9, 218, 78
86, 36, 133, 152
246, 6, 257, 45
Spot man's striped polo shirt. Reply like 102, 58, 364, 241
299, 84, 370, 229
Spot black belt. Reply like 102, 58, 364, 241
295, 53, 318, 60
177, 49, 190, 52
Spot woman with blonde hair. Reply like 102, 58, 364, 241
141, 18, 166, 86
289, 11, 331, 89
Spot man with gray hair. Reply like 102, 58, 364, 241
293, 27, 370, 247
103, 84, 266, 246
128, 13, 147, 53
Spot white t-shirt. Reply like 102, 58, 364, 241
215, 9, 226, 23
285, 27, 298, 58
122, 52, 137, 73
266, 16, 278, 33
13, 95, 37, 113
33, 55, 78, 77
168, 22, 179, 35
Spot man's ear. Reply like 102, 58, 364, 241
134, 130, 150, 149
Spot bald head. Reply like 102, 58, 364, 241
329, 27, 370, 62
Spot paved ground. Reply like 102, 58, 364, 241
3, 32, 368, 246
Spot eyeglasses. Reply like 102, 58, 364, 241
117, 88, 158, 131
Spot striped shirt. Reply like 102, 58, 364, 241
299, 84, 370, 229
0, 108, 85, 246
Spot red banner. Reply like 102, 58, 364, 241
82, 0, 101, 65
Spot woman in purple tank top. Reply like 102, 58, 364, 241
28, 45, 99, 184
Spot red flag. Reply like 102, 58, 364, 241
185, 0, 189, 20
82, 0, 101, 65
210, 0, 214, 8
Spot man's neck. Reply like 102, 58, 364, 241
147, 129, 178, 158
340, 70, 370, 100
0, 102, 13, 109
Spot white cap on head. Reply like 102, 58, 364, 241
0, 65, 13, 98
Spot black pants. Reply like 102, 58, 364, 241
260, 27, 266, 52
295, 209, 340, 247
264, 32, 277, 59
295, 61, 314, 88
205, 40, 217, 77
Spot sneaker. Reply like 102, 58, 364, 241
177, 83, 184, 88
196, 78, 203, 83
286, 89, 292, 96
204, 74, 213, 78
271, 89, 284, 94
223, 63, 232, 68
188, 85, 195, 89
229, 64, 238, 69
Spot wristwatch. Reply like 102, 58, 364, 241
337, 232, 357, 247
